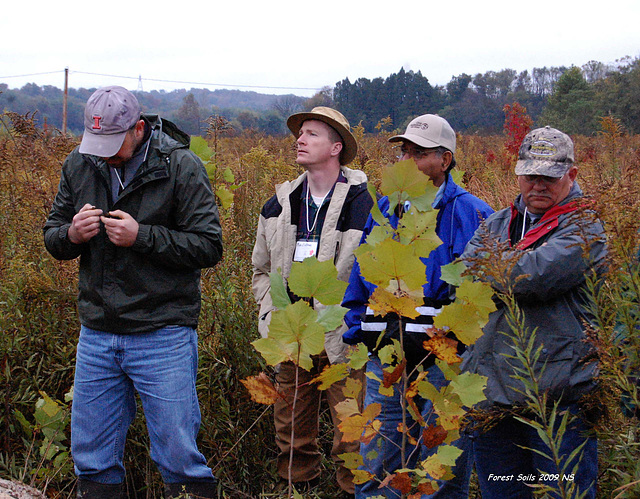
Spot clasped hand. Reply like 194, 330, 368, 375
69, 203, 139, 247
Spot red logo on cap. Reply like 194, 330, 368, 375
92, 115, 102, 130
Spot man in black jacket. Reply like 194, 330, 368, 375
43, 86, 223, 498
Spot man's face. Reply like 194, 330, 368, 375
104, 121, 144, 168
295, 120, 341, 168
398, 140, 449, 187
517, 166, 578, 214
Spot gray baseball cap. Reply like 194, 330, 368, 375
79, 86, 141, 157
389, 114, 456, 153
515, 126, 574, 177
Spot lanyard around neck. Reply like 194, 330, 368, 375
305, 183, 330, 239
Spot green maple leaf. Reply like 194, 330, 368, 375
380, 160, 431, 207
368, 182, 387, 227
269, 270, 291, 310
347, 343, 369, 370
267, 301, 316, 342
435, 444, 464, 466
408, 182, 440, 212
354, 239, 425, 291
216, 186, 234, 210
397, 210, 442, 256
365, 224, 395, 247
339, 452, 363, 470
288, 257, 347, 305
433, 301, 485, 346
440, 261, 468, 287
449, 371, 488, 407
256, 301, 326, 370
455, 279, 496, 318
313, 363, 349, 390
189, 136, 212, 162
222, 166, 235, 183
450, 169, 465, 187
316, 305, 348, 332
251, 336, 293, 367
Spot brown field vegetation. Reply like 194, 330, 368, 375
0, 111, 639, 498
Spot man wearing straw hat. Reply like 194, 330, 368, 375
252, 107, 373, 496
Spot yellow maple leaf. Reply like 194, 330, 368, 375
421, 454, 448, 480
352, 469, 375, 485
368, 285, 422, 319
311, 363, 348, 390
422, 334, 461, 364
342, 376, 363, 399
240, 372, 280, 405
335, 398, 361, 421
338, 451, 363, 470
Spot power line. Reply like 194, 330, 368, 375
72, 70, 322, 91
0, 70, 63, 79
0, 69, 323, 92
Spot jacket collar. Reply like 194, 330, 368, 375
433, 173, 465, 210
511, 182, 584, 250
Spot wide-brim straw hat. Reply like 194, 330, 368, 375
287, 107, 358, 165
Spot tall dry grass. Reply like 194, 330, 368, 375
0, 111, 638, 497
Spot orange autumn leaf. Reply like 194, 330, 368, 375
422, 424, 448, 449
422, 334, 461, 364
240, 372, 280, 405
338, 403, 382, 443
417, 480, 437, 495
405, 371, 428, 426
383, 358, 406, 388
390, 472, 412, 494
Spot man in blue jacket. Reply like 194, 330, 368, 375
342, 114, 493, 498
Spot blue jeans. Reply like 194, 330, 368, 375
473, 405, 597, 498
357, 356, 472, 498
71, 325, 216, 485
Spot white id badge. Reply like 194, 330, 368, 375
294, 240, 318, 262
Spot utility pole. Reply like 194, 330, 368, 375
62, 67, 69, 135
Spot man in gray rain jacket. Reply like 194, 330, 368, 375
462, 126, 607, 499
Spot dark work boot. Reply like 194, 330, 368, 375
76, 479, 124, 499
164, 479, 218, 498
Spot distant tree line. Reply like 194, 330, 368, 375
1, 55, 639, 137
333, 56, 640, 135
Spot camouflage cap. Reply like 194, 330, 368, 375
515, 126, 574, 177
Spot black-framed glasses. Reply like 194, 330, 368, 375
396, 145, 439, 160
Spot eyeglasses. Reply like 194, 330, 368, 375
396, 146, 439, 160
520, 174, 564, 185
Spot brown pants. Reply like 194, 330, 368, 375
274, 352, 364, 493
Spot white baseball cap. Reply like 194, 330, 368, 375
389, 114, 456, 153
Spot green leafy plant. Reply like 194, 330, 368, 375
191, 135, 245, 210
244, 160, 494, 498
13, 390, 73, 493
